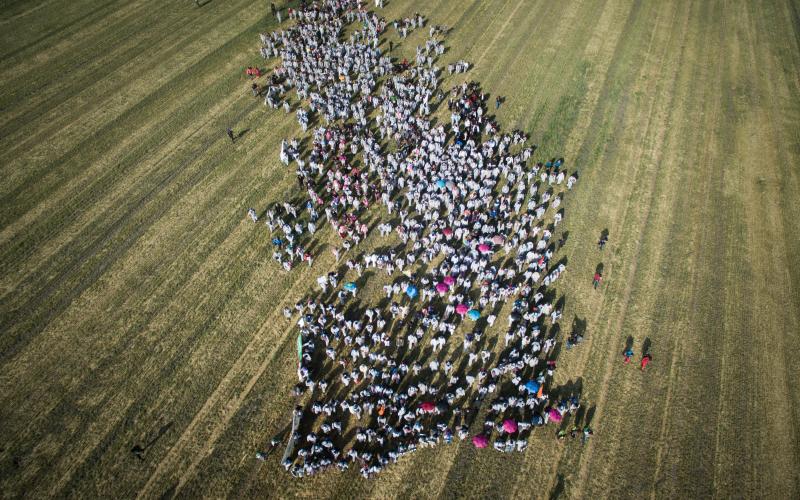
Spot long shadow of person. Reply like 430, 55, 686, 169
572, 316, 587, 337
549, 473, 566, 500
625, 335, 634, 354
584, 405, 596, 426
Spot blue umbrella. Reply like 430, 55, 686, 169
525, 381, 540, 394
406, 285, 418, 298
436, 179, 446, 189
532, 414, 544, 426
467, 309, 480, 321
343, 282, 357, 291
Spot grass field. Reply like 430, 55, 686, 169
1, 0, 800, 498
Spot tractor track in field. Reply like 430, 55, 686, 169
45, 112, 302, 497
569, 1, 692, 495
0, 4, 263, 228
0, 96, 257, 364
0, 0, 123, 63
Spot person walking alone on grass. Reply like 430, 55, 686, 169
592, 271, 602, 289
227, 128, 235, 144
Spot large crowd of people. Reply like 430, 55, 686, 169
248, 0, 588, 478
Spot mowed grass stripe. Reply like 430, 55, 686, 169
592, 2, 728, 496
49, 118, 300, 500
0, 2, 286, 426
571, 1, 710, 496
0, 0, 264, 182
0, 15, 279, 361
0, 0, 124, 64
759, 0, 800, 438
0, 0, 176, 127
589, 3, 709, 497
1, 97, 267, 469
0, 0, 58, 25
0, 40, 276, 284
0, 0, 262, 209
0, 0, 171, 120
3, 96, 295, 496
130, 161, 335, 496
0, 87, 274, 422
722, 1, 800, 495
39, 85, 310, 495
709, 5, 761, 494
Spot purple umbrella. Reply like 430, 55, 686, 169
455, 303, 469, 316
502, 419, 518, 434
548, 408, 563, 422
436, 282, 450, 294
478, 243, 491, 254
443, 275, 456, 286
472, 434, 489, 448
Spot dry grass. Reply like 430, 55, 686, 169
1, 0, 799, 498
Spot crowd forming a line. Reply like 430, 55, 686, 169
248, 0, 588, 478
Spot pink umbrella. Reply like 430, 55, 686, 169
548, 408, 563, 422
436, 282, 450, 294
419, 401, 436, 413
455, 303, 469, 316
502, 419, 518, 434
443, 227, 453, 237
492, 235, 505, 245
477, 243, 491, 254
443, 275, 456, 286
472, 434, 489, 448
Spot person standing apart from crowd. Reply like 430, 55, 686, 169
598, 234, 608, 250
641, 353, 652, 371
623, 347, 633, 364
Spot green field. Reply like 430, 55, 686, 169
1, 0, 799, 498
